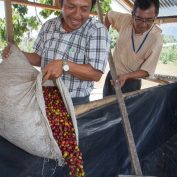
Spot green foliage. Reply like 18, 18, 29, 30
27, 16, 40, 30
0, 18, 7, 51
92, 0, 111, 14
160, 45, 177, 64
160, 35, 177, 64
0, 18, 6, 42
39, 9, 53, 18
13, 4, 28, 15
162, 34, 177, 44
38, 0, 61, 19
109, 27, 119, 49
39, 0, 52, 5
0, 5, 40, 45
19, 38, 36, 52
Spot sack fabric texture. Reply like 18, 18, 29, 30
0, 45, 78, 166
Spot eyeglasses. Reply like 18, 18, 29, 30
133, 14, 156, 25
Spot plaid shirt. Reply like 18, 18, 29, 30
33, 15, 110, 98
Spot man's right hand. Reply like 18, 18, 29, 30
1, 44, 12, 59
42, 60, 63, 83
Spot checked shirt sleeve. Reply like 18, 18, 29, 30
85, 24, 111, 73
33, 23, 46, 56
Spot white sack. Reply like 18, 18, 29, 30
0, 45, 78, 165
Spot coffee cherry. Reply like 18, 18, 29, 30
43, 87, 84, 177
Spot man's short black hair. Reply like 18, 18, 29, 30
59, 0, 97, 9
133, 0, 160, 16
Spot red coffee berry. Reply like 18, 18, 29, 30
43, 86, 85, 177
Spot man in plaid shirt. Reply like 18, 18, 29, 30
3, 0, 110, 105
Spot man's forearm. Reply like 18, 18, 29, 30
23, 52, 41, 67
123, 70, 149, 80
67, 61, 102, 81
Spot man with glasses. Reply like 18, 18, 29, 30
103, 0, 162, 96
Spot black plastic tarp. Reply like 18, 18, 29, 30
0, 82, 177, 177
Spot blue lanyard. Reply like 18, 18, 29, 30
131, 26, 154, 53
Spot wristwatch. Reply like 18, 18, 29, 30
62, 60, 70, 72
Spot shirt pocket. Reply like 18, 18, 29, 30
67, 48, 86, 64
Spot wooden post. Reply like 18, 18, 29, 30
96, 0, 143, 175
96, 0, 103, 23
53, 0, 60, 8
4, 0, 14, 43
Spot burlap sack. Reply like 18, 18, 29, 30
0, 45, 78, 166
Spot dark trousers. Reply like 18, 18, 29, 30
103, 71, 141, 97
72, 95, 90, 106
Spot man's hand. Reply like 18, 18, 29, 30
1, 44, 12, 59
42, 60, 63, 82
110, 74, 128, 88
117, 74, 128, 87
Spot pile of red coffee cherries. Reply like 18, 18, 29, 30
43, 86, 85, 177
